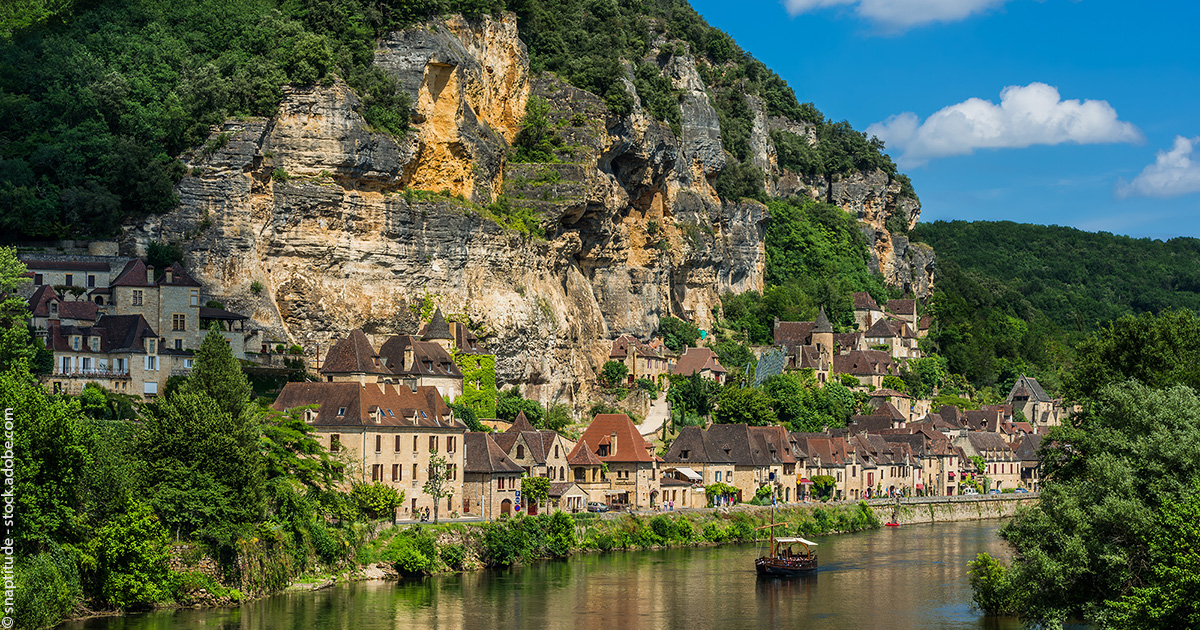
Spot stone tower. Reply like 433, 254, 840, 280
813, 306, 834, 367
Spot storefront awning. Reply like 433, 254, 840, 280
666, 466, 703, 483
798, 478, 813, 485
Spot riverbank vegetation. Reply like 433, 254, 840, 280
356, 503, 880, 576
968, 310, 1200, 629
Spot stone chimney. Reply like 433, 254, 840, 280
403, 339, 414, 372
164, 267, 173, 283
611, 431, 618, 455
146, 265, 155, 285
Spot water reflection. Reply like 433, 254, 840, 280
64, 519, 1025, 630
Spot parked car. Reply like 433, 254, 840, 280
587, 502, 609, 513
962, 488, 979, 495
988, 489, 1000, 494
1014, 488, 1030, 494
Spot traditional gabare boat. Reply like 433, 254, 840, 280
755, 522, 818, 576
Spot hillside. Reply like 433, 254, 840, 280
912, 220, 1200, 392
2, 0, 930, 404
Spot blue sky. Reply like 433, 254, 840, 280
688, 0, 1200, 239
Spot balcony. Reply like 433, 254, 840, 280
53, 369, 131, 379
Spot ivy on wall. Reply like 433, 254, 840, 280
454, 352, 497, 418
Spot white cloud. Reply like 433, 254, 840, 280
866, 83, 1143, 167
1116, 136, 1200, 199
782, 0, 1009, 29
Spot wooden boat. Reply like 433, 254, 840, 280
755, 522, 818, 576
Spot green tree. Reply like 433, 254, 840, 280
521, 475, 550, 513
182, 326, 253, 419
80, 501, 171, 611
546, 402, 573, 433
450, 401, 489, 432
496, 387, 545, 424
350, 482, 403, 520
260, 406, 342, 491
712, 386, 776, 426
658, 316, 700, 352
423, 452, 452, 524
600, 360, 629, 386
512, 95, 559, 162
666, 373, 720, 420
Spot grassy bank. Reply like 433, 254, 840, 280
354, 503, 880, 576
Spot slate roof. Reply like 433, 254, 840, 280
773, 321, 814, 349
464, 432, 524, 473
577, 414, 655, 463
832, 350, 898, 376
865, 318, 913, 339
28, 285, 99, 321
272, 382, 461, 429
1007, 375, 1053, 403
1012, 434, 1044, 462
610, 334, 663, 360
672, 347, 726, 377
966, 432, 1016, 459
321, 329, 390, 375
22, 259, 111, 272
848, 415, 895, 433
421, 308, 453, 341
111, 259, 202, 288
378, 334, 463, 378
549, 482, 586, 497
833, 332, 863, 352
48, 314, 157, 354
199, 306, 248, 321
813, 307, 833, 334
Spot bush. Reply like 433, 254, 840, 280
15, 546, 81, 629
482, 519, 529, 567
968, 552, 1018, 615
648, 515, 674, 542
701, 522, 728, 543
440, 543, 466, 571
81, 502, 172, 610
381, 528, 438, 576
601, 360, 629, 387
673, 517, 695, 541
350, 482, 403, 520
545, 511, 577, 557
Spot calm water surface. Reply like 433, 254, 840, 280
65, 519, 1023, 630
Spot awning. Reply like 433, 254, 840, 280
666, 466, 703, 483
948, 472, 955, 478
799, 478, 813, 485
775, 537, 818, 546
916, 484, 924, 490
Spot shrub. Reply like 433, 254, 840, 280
701, 522, 728, 543
15, 546, 80, 629
648, 515, 674, 542
601, 360, 629, 387
251, 281, 264, 295
673, 518, 695, 541
350, 482, 403, 521
482, 519, 529, 567
545, 511, 577, 558
81, 502, 172, 610
440, 543, 466, 571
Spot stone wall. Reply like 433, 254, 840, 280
866, 494, 1036, 525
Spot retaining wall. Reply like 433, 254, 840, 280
864, 494, 1036, 525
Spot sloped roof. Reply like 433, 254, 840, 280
159, 262, 202, 287
1008, 375, 1052, 403
272, 382, 460, 429
549, 482, 586, 497
421, 308, 453, 341
321, 329, 390, 375
47, 314, 157, 354
774, 320, 814, 349
832, 350, 898, 376
577, 414, 654, 463
852, 292, 880, 310
887, 299, 916, 316
849, 415, 895, 433
1012, 433, 1043, 461
749, 425, 797, 464
22, 259, 110, 272
813, 307, 833, 334
703, 424, 778, 467
672, 347, 726, 377
464, 432, 524, 473
111, 259, 152, 287
567, 439, 603, 466
378, 334, 462, 378
966, 431, 1015, 458
29, 285, 99, 321
869, 388, 910, 399
833, 332, 863, 352
508, 411, 536, 433
199, 306, 248, 321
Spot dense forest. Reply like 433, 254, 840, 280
913, 220, 1200, 393
0, 0, 908, 240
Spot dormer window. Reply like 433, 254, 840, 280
147, 338, 156, 354
336, 407, 346, 417
72, 336, 80, 350
89, 336, 100, 351
681, 449, 690, 459
50, 301, 58, 315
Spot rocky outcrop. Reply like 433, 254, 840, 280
127, 13, 925, 408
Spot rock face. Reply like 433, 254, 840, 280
126, 13, 929, 408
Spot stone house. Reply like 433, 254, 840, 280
699, 424, 796, 503
490, 412, 575, 483
773, 308, 835, 382
319, 329, 392, 384
575, 414, 660, 509
566, 438, 608, 504
272, 381, 467, 521
21, 256, 121, 305
831, 350, 900, 390
852, 292, 885, 332
42, 313, 167, 397
110, 260, 210, 356
462, 431, 524, 519
1012, 433, 1043, 492
28, 285, 99, 329
671, 347, 727, 384
953, 431, 1022, 492
863, 318, 921, 359
377, 333, 464, 401
608, 334, 673, 384
548, 482, 588, 513
1006, 375, 1065, 428
792, 434, 859, 501
885, 298, 919, 329
661, 426, 736, 489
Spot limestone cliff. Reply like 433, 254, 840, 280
125, 13, 930, 407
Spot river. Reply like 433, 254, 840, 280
63, 518, 1022, 630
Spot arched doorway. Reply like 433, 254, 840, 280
501, 499, 512, 516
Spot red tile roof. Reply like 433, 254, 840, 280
577, 414, 654, 463
671, 347, 726, 377
272, 382, 459, 428
321, 329, 390, 375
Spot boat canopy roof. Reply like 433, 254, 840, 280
775, 537, 818, 546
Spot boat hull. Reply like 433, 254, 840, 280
755, 557, 818, 576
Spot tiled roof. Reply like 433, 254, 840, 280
507, 411, 536, 433
887, 299, 916, 316
671, 347, 726, 377
159, 262, 202, 287
199, 306, 248, 321
869, 388, 910, 399
421, 308, 453, 341
833, 332, 863, 352
464, 432, 524, 473
321, 329, 390, 375
22, 259, 111, 272
566, 439, 603, 466
549, 482, 585, 497
1007, 375, 1053, 403
849, 415, 894, 433
47, 314, 157, 354
28, 286, 99, 321
1012, 434, 1043, 461
272, 382, 460, 428
577, 414, 654, 463
774, 321, 814, 348
832, 350, 898, 376
111, 259, 152, 287
852, 292, 880, 310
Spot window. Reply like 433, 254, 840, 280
65, 274, 73, 286
184, 358, 194, 369
413, 436, 418, 451
82, 358, 91, 370
34, 273, 42, 285
560, 466, 565, 479
447, 436, 456, 452
517, 445, 525, 459
498, 478, 504, 490
336, 407, 346, 417
173, 314, 185, 331
132, 290, 143, 306
372, 465, 382, 482
550, 467, 555, 480
331, 435, 341, 452
87, 275, 95, 288
681, 450, 690, 459
429, 436, 438, 452
60, 356, 71, 373
412, 463, 418, 480
395, 436, 402, 452
147, 338, 156, 353
174, 339, 183, 350
144, 356, 158, 370
392, 464, 400, 482
190, 290, 199, 307
115, 358, 126, 373
88, 336, 98, 351
554, 445, 559, 458
375, 435, 382, 452
72, 336, 80, 350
